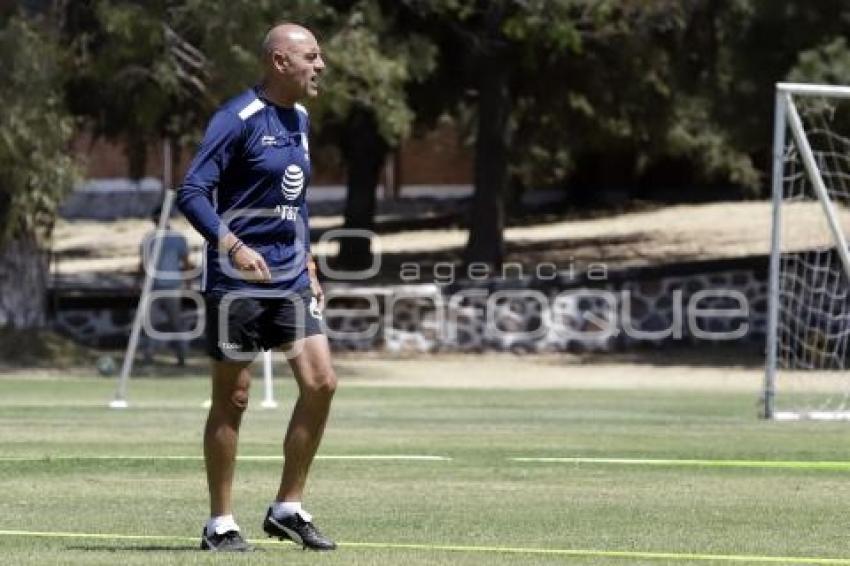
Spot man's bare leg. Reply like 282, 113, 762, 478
262, 334, 337, 550
204, 359, 252, 517
276, 334, 337, 502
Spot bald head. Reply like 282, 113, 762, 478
262, 23, 315, 62
260, 22, 325, 104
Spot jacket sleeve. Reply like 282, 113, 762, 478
300, 198, 311, 253
176, 110, 243, 245
301, 112, 311, 253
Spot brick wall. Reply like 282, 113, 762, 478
72, 123, 474, 187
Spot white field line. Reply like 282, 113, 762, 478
1, 529, 850, 564
0, 454, 451, 462
510, 457, 850, 470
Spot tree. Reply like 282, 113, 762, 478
493, 1, 767, 210
656, 0, 850, 198
62, 0, 339, 178
0, 14, 78, 328
460, 2, 515, 267
64, 0, 435, 273
62, 0, 251, 179
421, 0, 850, 234
399, 0, 588, 266
308, 0, 436, 270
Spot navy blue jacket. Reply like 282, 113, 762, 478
177, 87, 312, 294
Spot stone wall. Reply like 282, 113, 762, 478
52, 256, 769, 354
59, 179, 165, 220
324, 258, 767, 353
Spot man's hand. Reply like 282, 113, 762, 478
220, 233, 271, 282
307, 253, 324, 310
231, 244, 272, 282
310, 276, 324, 310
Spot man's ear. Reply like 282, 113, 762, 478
273, 51, 289, 73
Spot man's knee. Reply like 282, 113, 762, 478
229, 387, 250, 412
211, 361, 252, 413
304, 367, 337, 399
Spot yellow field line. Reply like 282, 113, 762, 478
1, 529, 849, 564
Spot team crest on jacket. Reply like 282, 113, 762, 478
281, 165, 304, 200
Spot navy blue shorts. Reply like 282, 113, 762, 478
204, 287, 323, 361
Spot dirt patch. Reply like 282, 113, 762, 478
52, 200, 850, 284
0, 348, 765, 393
330, 351, 764, 392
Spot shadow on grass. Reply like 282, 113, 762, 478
574, 342, 764, 369
66, 544, 277, 553
65, 544, 199, 553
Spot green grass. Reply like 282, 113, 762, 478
1, 370, 850, 565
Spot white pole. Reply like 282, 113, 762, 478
777, 82, 850, 99
261, 350, 278, 409
110, 139, 174, 409
763, 88, 787, 420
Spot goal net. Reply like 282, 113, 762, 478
764, 83, 850, 420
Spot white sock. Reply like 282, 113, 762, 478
271, 501, 301, 518
271, 501, 311, 521
205, 514, 240, 537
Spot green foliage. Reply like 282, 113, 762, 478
504, 2, 681, 190
407, 0, 850, 199
0, 15, 78, 244
789, 37, 850, 85
165, 0, 335, 102
510, 1, 763, 195
309, 0, 437, 146
64, 0, 222, 172
717, 0, 850, 155
665, 98, 761, 190
64, 0, 429, 168
5, 0, 849, 242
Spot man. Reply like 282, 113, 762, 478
138, 207, 192, 366
177, 22, 336, 552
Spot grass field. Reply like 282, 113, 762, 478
2, 355, 850, 565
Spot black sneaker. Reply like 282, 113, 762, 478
200, 528, 254, 552
262, 508, 337, 551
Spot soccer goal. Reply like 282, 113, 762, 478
764, 82, 850, 420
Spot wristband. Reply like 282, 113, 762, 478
227, 239, 244, 259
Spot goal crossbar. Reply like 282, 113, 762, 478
777, 82, 850, 99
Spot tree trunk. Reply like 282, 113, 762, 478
0, 235, 48, 329
339, 107, 388, 271
125, 137, 147, 181
463, 49, 511, 267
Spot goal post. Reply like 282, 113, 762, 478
764, 82, 850, 420
110, 140, 176, 409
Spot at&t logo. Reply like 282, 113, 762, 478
281, 164, 304, 200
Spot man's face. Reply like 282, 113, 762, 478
277, 32, 325, 99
